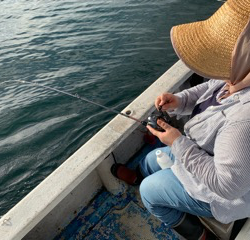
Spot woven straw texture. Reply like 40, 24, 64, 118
171, 0, 250, 80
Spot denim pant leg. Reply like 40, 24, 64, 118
139, 146, 213, 227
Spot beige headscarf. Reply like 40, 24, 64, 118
227, 19, 250, 95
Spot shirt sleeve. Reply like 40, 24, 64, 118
168, 81, 210, 118
171, 120, 250, 200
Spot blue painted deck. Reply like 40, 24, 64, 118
55, 140, 180, 240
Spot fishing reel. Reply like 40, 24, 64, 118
144, 107, 170, 132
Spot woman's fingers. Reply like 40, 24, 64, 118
157, 119, 171, 130
146, 125, 161, 137
147, 119, 182, 146
146, 119, 170, 134
155, 93, 178, 110
155, 94, 167, 109
155, 97, 161, 110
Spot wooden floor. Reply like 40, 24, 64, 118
54, 141, 180, 240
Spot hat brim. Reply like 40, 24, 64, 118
170, 0, 250, 80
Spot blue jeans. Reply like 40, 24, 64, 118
139, 146, 213, 227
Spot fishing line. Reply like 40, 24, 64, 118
12, 80, 147, 126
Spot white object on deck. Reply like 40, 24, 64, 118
156, 150, 173, 169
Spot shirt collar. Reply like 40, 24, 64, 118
216, 81, 250, 105
239, 86, 250, 104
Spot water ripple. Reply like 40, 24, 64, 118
0, 114, 78, 147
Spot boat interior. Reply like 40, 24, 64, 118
1, 61, 249, 240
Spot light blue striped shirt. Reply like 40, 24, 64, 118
170, 79, 250, 223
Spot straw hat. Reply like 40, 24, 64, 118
171, 0, 250, 80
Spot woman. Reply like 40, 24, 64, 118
112, 0, 250, 239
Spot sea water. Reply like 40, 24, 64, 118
0, 0, 221, 215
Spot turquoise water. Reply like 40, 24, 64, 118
0, 0, 221, 216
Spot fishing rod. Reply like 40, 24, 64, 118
13, 80, 148, 126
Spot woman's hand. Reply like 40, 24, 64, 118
155, 93, 180, 111
147, 119, 182, 146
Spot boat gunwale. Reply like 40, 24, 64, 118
0, 60, 192, 240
